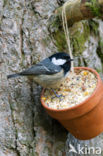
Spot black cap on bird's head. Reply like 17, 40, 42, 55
50, 52, 73, 75
49, 52, 72, 60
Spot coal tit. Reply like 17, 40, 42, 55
7, 52, 73, 89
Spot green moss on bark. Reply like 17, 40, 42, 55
52, 29, 67, 51
88, 19, 99, 35
52, 21, 90, 55
85, 0, 102, 17
97, 40, 103, 63
71, 22, 90, 55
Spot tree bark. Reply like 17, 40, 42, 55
0, 0, 103, 156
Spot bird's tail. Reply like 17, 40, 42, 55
7, 73, 20, 79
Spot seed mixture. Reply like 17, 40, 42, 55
42, 69, 97, 109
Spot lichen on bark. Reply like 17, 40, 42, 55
1, 0, 103, 156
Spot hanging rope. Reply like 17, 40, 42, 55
62, 0, 74, 72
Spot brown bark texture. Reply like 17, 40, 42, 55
0, 0, 103, 156
56, 0, 103, 27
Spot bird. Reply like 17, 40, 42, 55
7, 52, 73, 98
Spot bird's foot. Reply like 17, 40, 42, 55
51, 89, 64, 101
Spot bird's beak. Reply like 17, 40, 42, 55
67, 59, 74, 63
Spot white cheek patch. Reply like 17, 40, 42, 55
52, 57, 66, 66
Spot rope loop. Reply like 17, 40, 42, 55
62, 1, 74, 72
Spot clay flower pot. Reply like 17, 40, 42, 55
41, 67, 103, 140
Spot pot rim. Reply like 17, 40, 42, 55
41, 67, 101, 112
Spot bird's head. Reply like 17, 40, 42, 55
50, 52, 73, 75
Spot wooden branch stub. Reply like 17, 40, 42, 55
55, 0, 103, 27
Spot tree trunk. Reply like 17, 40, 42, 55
0, 0, 103, 156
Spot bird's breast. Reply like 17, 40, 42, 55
33, 69, 65, 88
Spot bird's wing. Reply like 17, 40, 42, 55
19, 58, 61, 76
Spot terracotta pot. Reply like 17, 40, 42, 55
41, 67, 103, 140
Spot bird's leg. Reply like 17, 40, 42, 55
51, 89, 64, 101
